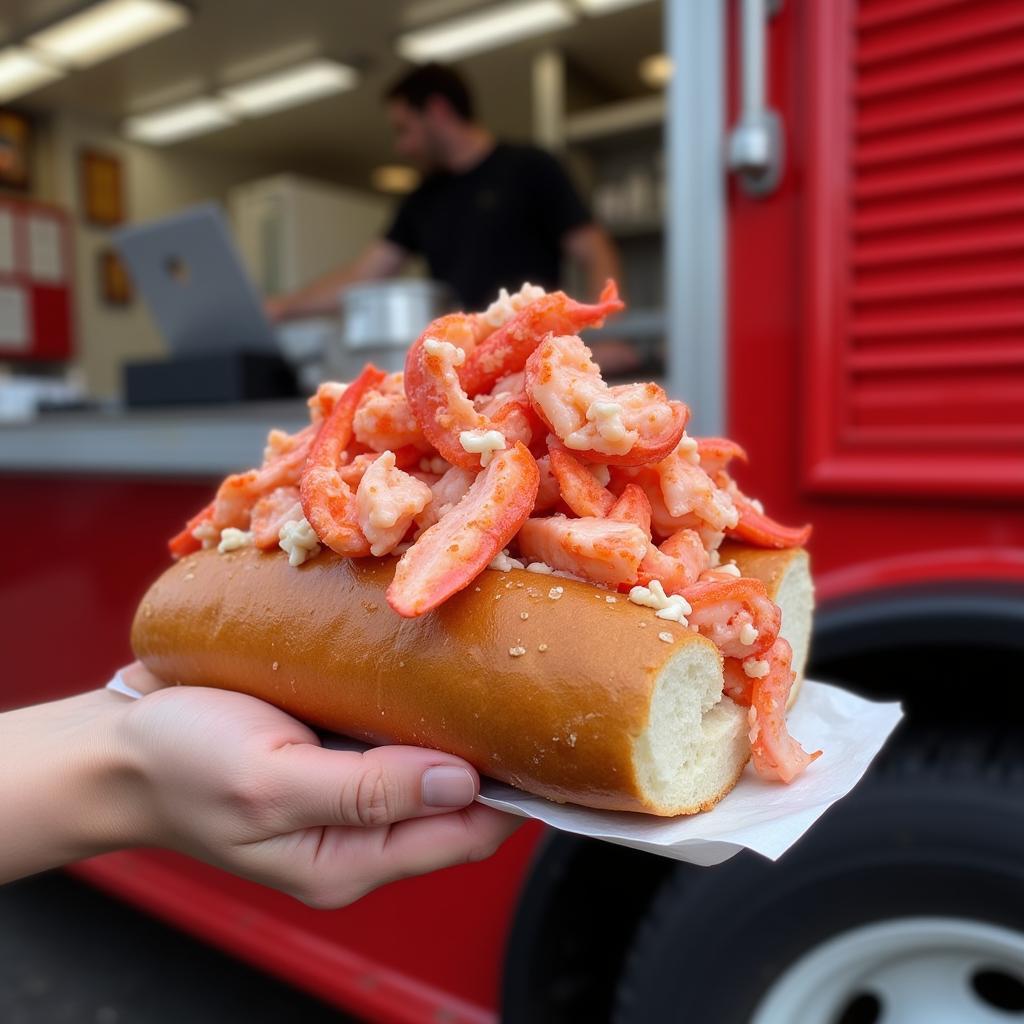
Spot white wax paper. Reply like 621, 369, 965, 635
107, 673, 901, 867
473, 680, 902, 865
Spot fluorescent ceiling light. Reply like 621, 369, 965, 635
28, 0, 189, 68
397, 0, 575, 63
639, 53, 672, 89
124, 97, 236, 144
222, 59, 357, 117
372, 165, 420, 194
0, 47, 63, 102
576, 0, 655, 13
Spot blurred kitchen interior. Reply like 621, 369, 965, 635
0, 0, 669, 416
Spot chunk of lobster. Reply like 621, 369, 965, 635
353, 377, 428, 453
405, 316, 519, 470
387, 442, 540, 617
656, 451, 739, 534
250, 486, 303, 549
718, 473, 813, 549
517, 514, 649, 588
336, 452, 378, 489
355, 451, 433, 557
548, 445, 616, 517
679, 576, 780, 659
262, 422, 319, 467
611, 468, 672, 535
524, 333, 688, 465
413, 464, 478, 534
637, 529, 708, 594
747, 638, 822, 783
167, 501, 215, 558
300, 364, 386, 557
694, 437, 748, 477
489, 391, 541, 450
533, 455, 561, 513
473, 371, 526, 416
606, 482, 652, 535
612, 467, 725, 551
338, 445, 421, 489
722, 655, 755, 706
210, 422, 319, 532
307, 381, 348, 422
459, 279, 624, 398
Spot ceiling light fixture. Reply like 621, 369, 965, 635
372, 165, 421, 194
0, 47, 63, 102
575, 0, 655, 13
222, 59, 357, 117
28, 0, 189, 69
397, 0, 575, 63
639, 53, 672, 89
124, 97, 236, 145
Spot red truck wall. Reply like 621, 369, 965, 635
727, 0, 1024, 601
0, 476, 540, 1024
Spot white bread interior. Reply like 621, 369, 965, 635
773, 549, 814, 707
632, 639, 750, 815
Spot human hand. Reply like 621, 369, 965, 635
113, 664, 522, 908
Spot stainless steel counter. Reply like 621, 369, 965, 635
0, 402, 309, 478
0, 369, 669, 479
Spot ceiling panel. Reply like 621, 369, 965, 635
2, 0, 663, 188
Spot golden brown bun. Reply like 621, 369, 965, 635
132, 549, 751, 816
718, 544, 814, 706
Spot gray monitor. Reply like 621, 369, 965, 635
113, 202, 279, 356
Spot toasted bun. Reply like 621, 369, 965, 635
132, 549, 749, 816
718, 544, 814, 706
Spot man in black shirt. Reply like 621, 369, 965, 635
270, 63, 619, 318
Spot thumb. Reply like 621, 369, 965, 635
271, 744, 480, 830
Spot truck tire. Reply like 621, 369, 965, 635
612, 733, 1024, 1023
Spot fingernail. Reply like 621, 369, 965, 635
422, 766, 476, 808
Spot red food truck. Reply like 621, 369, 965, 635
2, 0, 1022, 1021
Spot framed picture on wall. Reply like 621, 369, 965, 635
0, 111, 32, 191
80, 149, 125, 226
98, 247, 132, 306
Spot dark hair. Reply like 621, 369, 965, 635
384, 63, 475, 121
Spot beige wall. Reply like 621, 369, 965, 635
44, 113, 279, 397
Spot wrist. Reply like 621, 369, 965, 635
0, 687, 149, 882
76, 692, 153, 851
59, 689, 151, 860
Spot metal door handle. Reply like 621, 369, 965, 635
727, 0, 783, 196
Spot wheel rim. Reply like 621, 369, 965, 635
751, 917, 1024, 1024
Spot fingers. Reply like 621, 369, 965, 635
287, 805, 524, 908
271, 743, 481, 831
373, 804, 524, 884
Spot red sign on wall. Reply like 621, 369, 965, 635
0, 196, 75, 361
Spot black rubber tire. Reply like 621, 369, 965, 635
612, 731, 1024, 1023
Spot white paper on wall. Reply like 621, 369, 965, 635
0, 211, 15, 274
0, 284, 31, 349
27, 216, 63, 283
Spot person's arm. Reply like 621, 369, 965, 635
563, 221, 637, 373
266, 239, 408, 322
563, 223, 623, 303
0, 665, 520, 906
521, 147, 623, 303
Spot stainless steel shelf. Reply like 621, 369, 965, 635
565, 94, 665, 145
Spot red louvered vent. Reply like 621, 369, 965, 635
802, 0, 1024, 497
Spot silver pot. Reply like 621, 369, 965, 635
336, 280, 454, 372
